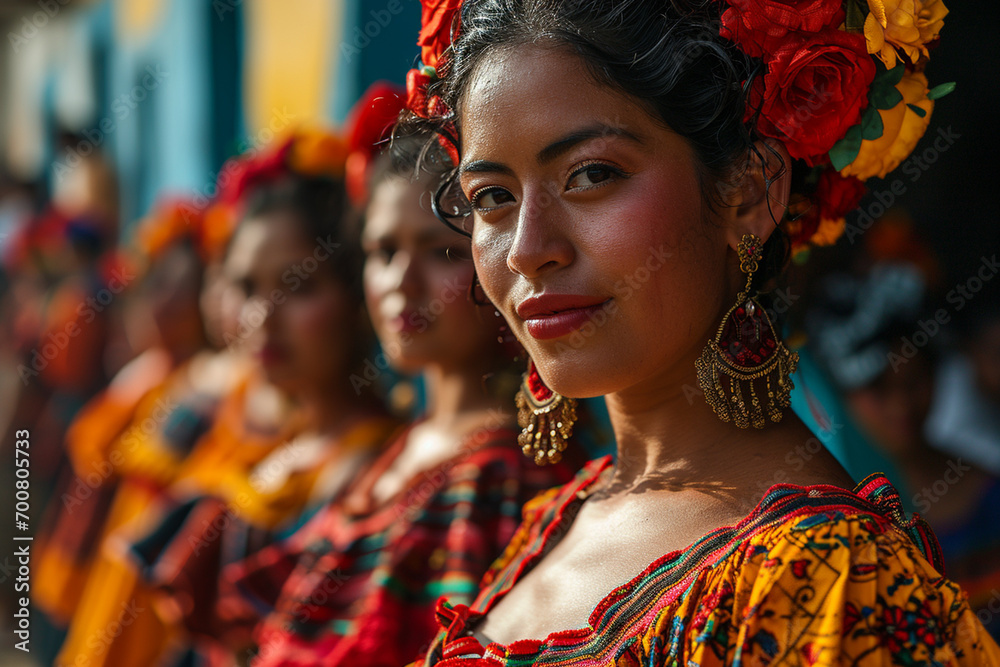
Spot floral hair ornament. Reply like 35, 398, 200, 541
719, 0, 954, 260
133, 197, 210, 263
201, 127, 350, 259
405, 0, 462, 164
344, 82, 406, 207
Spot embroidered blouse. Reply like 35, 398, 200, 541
415, 456, 1000, 666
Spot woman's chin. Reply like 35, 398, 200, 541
531, 361, 620, 401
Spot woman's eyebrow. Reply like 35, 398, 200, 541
536, 125, 641, 165
459, 159, 512, 177
459, 124, 641, 177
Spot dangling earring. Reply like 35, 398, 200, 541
514, 358, 577, 465
695, 233, 799, 429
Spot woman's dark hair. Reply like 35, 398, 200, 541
368, 130, 454, 199
399, 0, 795, 293
236, 173, 363, 303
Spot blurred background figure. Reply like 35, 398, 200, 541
925, 294, 1000, 475
30, 196, 216, 664
806, 215, 1000, 641
52, 129, 398, 667
225, 96, 582, 667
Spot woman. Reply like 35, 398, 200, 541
227, 111, 580, 667
49, 198, 254, 667
399, 0, 1000, 664
117, 131, 401, 666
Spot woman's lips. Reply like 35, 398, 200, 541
256, 343, 287, 365
517, 294, 612, 340
386, 309, 423, 335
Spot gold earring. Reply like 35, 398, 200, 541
695, 233, 798, 428
514, 359, 577, 465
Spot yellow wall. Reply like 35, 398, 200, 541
243, 0, 342, 134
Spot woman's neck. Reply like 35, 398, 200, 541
601, 347, 838, 504
422, 359, 506, 428
297, 379, 369, 436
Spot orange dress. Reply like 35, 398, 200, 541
54, 353, 255, 667
34, 348, 173, 623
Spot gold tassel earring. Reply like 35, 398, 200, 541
695, 233, 799, 428
514, 359, 577, 465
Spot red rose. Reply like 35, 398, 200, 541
788, 168, 865, 248
418, 0, 462, 69
751, 29, 876, 165
406, 68, 432, 118
815, 169, 865, 221
720, 0, 844, 58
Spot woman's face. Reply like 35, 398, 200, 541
362, 175, 496, 374
223, 213, 358, 395
459, 45, 735, 398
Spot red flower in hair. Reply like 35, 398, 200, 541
815, 169, 865, 222
749, 29, 875, 165
418, 0, 462, 69
344, 82, 406, 205
786, 169, 865, 249
406, 67, 434, 118
720, 0, 844, 58
218, 136, 295, 206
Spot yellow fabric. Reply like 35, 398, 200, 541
56, 368, 394, 667
640, 513, 1000, 666
35, 348, 173, 622
55, 487, 175, 667
205, 416, 399, 529
421, 463, 1000, 666
55, 364, 261, 667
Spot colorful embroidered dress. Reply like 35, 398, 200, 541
416, 457, 1000, 666
227, 422, 581, 667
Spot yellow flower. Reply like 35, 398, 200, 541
864, 0, 948, 68
289, 128, 349, 178
840, 71, 933, 180
809, 215, 847, 246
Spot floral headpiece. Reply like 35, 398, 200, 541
407, 0, 952, 258
344, 82, 407, 206
133, 197, 210, 262
202, 127, 350, 258
405, 0, 462, 164
721, 0, 952, 258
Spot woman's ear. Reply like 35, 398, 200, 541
722, 138, 792, 251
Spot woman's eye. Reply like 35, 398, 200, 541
567, 163, 623, 190
366, 246, 394, 262
235, 278, 254, 297
471, 187, 515, 211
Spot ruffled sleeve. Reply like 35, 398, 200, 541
644, 510, 1000, 666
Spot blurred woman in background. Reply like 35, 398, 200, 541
226, 92, 581, 667
51, 130, 398, 667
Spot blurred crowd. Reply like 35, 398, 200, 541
0, 78, 998, 667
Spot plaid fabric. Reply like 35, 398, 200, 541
227, 422, 582, 667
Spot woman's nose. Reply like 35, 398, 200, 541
506, 188, 574, 279
387, 250, 422, 298
241, 294, 276, 332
